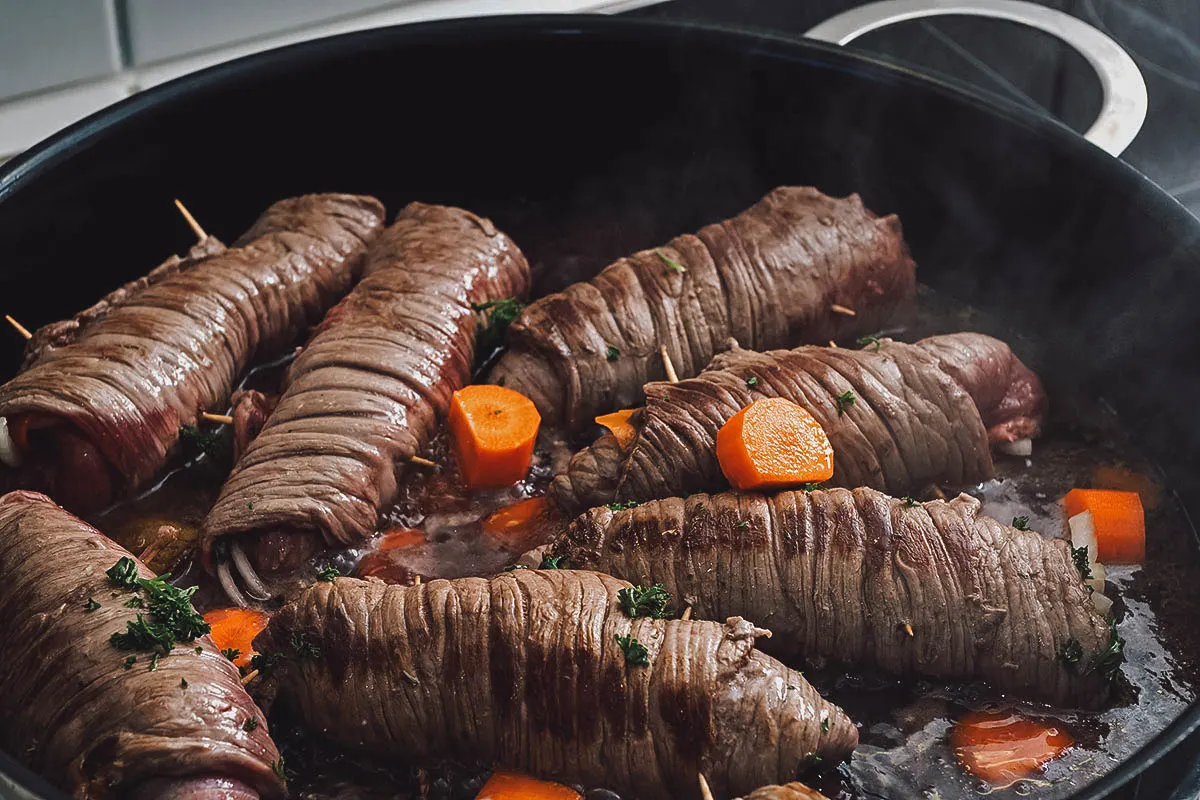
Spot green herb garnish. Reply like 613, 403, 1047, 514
250, 652, 283, 675
1061, 637, 1083, 665
317, 566, 340, 582
179, 424, 228, 461
180, 678, 188, 689
195, 646, 204, 655
856, 335, 882, 351
656, 250, 687, 274
148, 652, 160, 672
1087, 619, 1126, 680
222, 648, 241, 663
901, 496, 919, 507
746, 376, 759, 388
1012, 515, 1031, 531
106, 557, 139, 588
125, 596, 145, 608
737, 520, 750, 529
539, 554, 567, 570
605, 345, 620, 361
243, 717, 259, 732
107, 559, 210, 659
290, 632, 321, 661
605, 500, 639, 512
835, 390, 855, 416
618, 584, 673, 619
615, 633, 650, 666
123, 655, 136, 670
803, 482, 826, 492
472, 298, 525, 357
271, 757, 287, 782
84, 598, 101, 613
821, 717, 831, 733
1071, 544, 1094, 586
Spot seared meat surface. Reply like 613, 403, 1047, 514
201, 203, 530, 574
553, 333, 1046, 510
737, 783, 830, 800
0, 194, 385, 513
489, 186, 916, 430
256, 570, 857, 800
0, 490, 283, 799
536, 488, 1115, 706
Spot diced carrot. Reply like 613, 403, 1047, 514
356, 527, 426, 581
1090, 465, 1162, 511
485, 497, 551, 536
951, 710, 1073, 785
475, 770, 581, 800
1063, 488, 1145, 564
715, 397, 834, 492
203, 608, 270, 668
449, 385, 541, 489
595, 408, 639, 448
374, 527, 426, 552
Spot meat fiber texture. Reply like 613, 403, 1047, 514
255, 570, 858, 799
488, 186, 917, 431
0, 194, 385, 507
0, 490, 284, 799
553, 333, 1047, 511
202, 203, 530, 556
540, 488, 1115, 707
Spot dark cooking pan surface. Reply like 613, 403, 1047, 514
2, 14, 1200, 800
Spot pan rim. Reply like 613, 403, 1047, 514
1, 12, 1197, 800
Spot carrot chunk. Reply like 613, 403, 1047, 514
203, 608, 270, 668
476, 770, 581, 800
715, 397, 833, 491
484, 497, 552, 536
595, 409, 639, 448
355, 527, 426, 581
1063, 488, 1145, 564
449, 385, 541, 489
951, 710, 1073, 785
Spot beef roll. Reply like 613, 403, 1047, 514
201, 203, 530, 603
488, 186, 917, 430
255, 570, 857, 800
535, 488, 1118, 707
553, 333, 1046, 510
0, 490, 284, 799
0, 194, 385, 513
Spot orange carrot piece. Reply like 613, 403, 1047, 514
595, 408, 639, 448
449, 385, 541, 489
1063, 488, 1145, 564
355, 527, 426, 581
476, 770, 581, 800
485, 497, 551, 535
951, 710, 1073, 785
203, 608, 270, 668
715, 397, 833, 492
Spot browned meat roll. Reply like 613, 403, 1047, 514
0, 194, 385, 514
200, 203, 531, 601
488, 186, 917, 430
536, 488, 1118, 707
255, 570, 857, 800
737, 783, 830, 800
553, 333, 1046, 511
0, 490, 284, 800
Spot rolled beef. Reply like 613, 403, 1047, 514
488, 186, 917, 430
553, 333, 1046, 511
539, 488, 1117, 707
255, 570, 857, 800
737, 784, 830, 800
0, 490, 284, 799
0, 194, 385, 513
201, 203, 531, 588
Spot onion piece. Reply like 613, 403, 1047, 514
0, 417, 21, 468
1089, 562, 1107, 595
1069, 510, 1098, 563
997, 438, 1032, 457
230, 541, 271, 601
216, 559, 249, 608
1092, 591, 1113, 615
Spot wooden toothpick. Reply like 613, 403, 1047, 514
830, 303, 857, 317
698, 772, 715, 800
5, 314, 32, 340
410, 456, 437, 468
660, 345, 679, 383
201, 412, 235, 425
174, 199, 208, 241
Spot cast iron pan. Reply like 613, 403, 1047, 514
1, 13, 1199, 800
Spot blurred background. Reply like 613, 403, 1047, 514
1, 0, 1198, 217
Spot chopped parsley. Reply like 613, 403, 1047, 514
107, 558, 210, 660
1089, 620, 1126, 680
539, 554, 567, 570
745, 376, 759, 388
901, 496, 919, 507
106, 557, 139, 589
1012, 515, 1031, 531
856, 335, 882, 351
803, 482, 826, 492
180, 678, 188, 689
195, 646, 204, 655
835, 390, 856, 416
614, 633, 650, 666
222, 648, 241, 663
605, 345, 620, 361
656, 249, 687, 274
618, 584, 674, 619
1061, 637, 1084, 665
125, 596, 145, 608
148, 652, 160, 672
179, 424, 228, 461
821, 717, 831, 733
123, 655, 137, 670
84, 598, 101, 613
250, 652, 284, 675
317, 566, 340, 582
243, 717, 259, 733
1072, 544, 1094, 586
737, 520, 751, 529
247, 501, 254, 510
605, 500, 640, 512
472, 298, 525, 356
271, 757, 287, 782
290, 632, 321, 661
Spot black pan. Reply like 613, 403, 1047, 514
2, 14, 1199, 800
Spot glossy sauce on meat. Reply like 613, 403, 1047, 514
91, 289, 1200, 800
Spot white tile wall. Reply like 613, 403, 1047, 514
0, 0, 121, 100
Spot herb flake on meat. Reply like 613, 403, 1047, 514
614, 633, 650, 666
606, 345, 620, 362
803, 482, 826, 492
1060, 637, 1084, 665
856, 335, 882, 351
901, 496, 918, 507
180, 678, 188, 689
618, 584, 674, 619
84, 598, 100, 612
179, 423, 229, 461
1072, 544, 1094, 585
1012, 515, 1031, 531
539, 554, 567, 570
746, 376, 759, 388
250, 652, 284, 675
835, 390, 855, 416
271, 757, 287, 782
605, 500, 639, 511
290, 632, 322, 661
656, 250, 687, 274
222, 648, 241, 663
125, 596, 144, 608
472, 297, 525, 356
317, 566, 340, 582
107, 559, 210, 659
123, 655, 136, 670
243, 717, 259, 732
106, 556, 139, 588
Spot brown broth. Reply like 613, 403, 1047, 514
87, 289, 1200, 800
